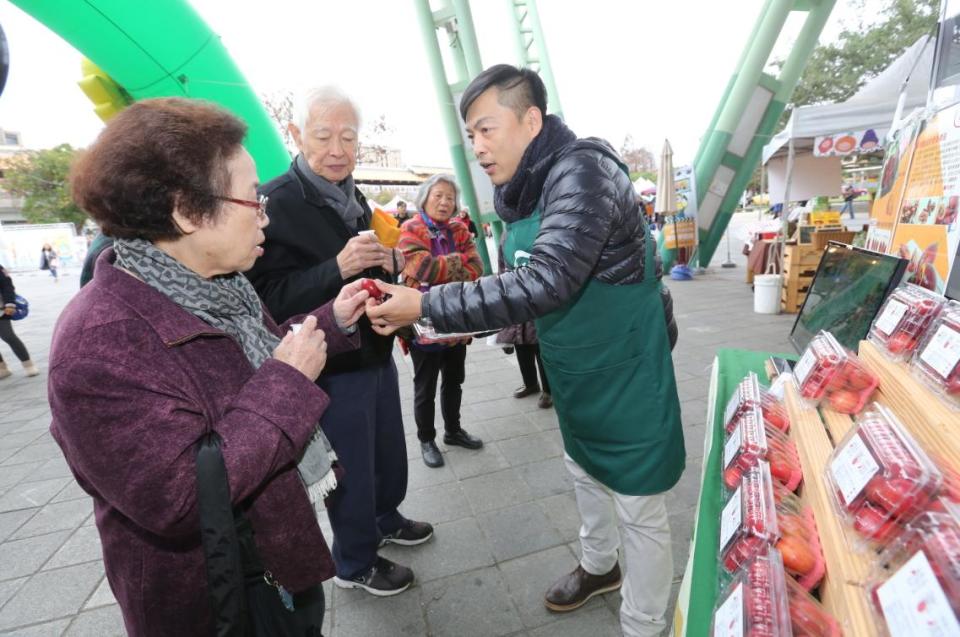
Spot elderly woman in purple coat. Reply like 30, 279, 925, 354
49, 98, 371, 636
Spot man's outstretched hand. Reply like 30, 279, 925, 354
365, 280, 423, 336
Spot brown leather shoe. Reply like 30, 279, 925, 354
544, 563, 622, 612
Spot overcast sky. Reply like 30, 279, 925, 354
0, 0, 862, 167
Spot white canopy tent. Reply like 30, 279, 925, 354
762, 34, 933, 168
633, 176, 656, 194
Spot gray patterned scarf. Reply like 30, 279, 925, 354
114, 238, 338, 504
295, 154, 366, 230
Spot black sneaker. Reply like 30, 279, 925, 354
333, 557, 414, 597
380, 520, 434, 547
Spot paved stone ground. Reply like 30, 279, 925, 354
0, 213, 806, 635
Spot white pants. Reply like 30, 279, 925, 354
565, 454, 673, 637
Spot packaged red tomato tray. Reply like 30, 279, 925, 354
868, 501, 960, 636
721, 463, 824, 587
724, 404, 802, 492
712, 548, 792, 637
868, 284, 945, 361
724, 372, 791, 434
826, 403, 943, 549
794, 331, 879, 414
712, 548, 841, 637
911, 300, 960, 410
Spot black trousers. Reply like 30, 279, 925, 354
0, 319, 29, 363
410, 344, 468, 443
516, 343, 550, 394
319, 360, 408, 580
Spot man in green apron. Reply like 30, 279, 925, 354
367, 65, 684, 637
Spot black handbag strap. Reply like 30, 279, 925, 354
196, 431, 247, 637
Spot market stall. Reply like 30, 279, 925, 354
672, 266, 960, 636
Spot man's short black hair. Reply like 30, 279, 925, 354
459, 64, 548, 121
397, 200, 406, 208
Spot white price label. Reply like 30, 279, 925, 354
919, 324, 960, 381
713, 582, 745, 637
719, 487, 743, 552
830, 433, 881, 506
794, 348, 817, 385
724, 393, 741, 429
724, 425, 743, 470
875, 299, 909, 336
877, 550, 960, 637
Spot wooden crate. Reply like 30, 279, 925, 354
781, 244, 822, 312
812, 230, 856, 251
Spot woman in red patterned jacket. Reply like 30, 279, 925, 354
399, 174, 485, 468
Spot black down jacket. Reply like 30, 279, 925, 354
421, 139, 678, 349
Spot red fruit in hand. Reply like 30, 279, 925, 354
828, 388, 860, 414
947, 376, 960, 395
360, 278, 384, 301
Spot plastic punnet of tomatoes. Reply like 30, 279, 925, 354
911, 300, 960, 410
826, 404, 943, 550
720, 462, 781, 576
724, 405, 802, 492
868, 503, 960, 636
794, 331, 879, 415
724, 372, 791, 434
775, 485, 826, 590
712, 548, 792, 637
868, 284, 946, 362
784, 572, 842, 637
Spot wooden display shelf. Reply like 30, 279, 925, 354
783, 384, 878, 636
781, 340, 960, 636
781, 245, 821, 313
859, 340, 960, 470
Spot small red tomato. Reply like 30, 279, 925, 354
763, 408, 788, 432
853, 503, 900, 542
360, 278, 384, 300
842, 366, 874, 391
724, 466, 743, 490
865, 477, 917, 516
886, 331, 916, 355
778, 535, 816, 574
947, 375, 960, 395
828, 388, 860, 414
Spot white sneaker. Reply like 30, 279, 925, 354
22, 361, 39, 377
0, 364, 10, 380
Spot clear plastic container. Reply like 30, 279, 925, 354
713, 547, 840, 637
724, 372, 790, 434
911, 300, 960, 410
775, 486, 826, 591
869, 284, 946, 361
785, 572, 842, 637
724, 405, 802, 492
720, 462, 780, 575
794, 331, 879, 414
712, 548, 792, 637
868, 503, 960, 636
826, 403, 943, 549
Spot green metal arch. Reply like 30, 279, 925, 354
11, 0, 289, 181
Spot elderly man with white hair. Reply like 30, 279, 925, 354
246, 86, 432, 597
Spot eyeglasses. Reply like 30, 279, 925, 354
216, 194, 268, 221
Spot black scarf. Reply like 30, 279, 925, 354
494, 114, 577, 223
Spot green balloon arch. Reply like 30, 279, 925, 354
11, 0, 290, 181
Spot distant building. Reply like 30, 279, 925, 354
0, 129, 26, 225
355, 164, 453, 202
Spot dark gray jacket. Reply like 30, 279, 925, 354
422, 139, 678, 347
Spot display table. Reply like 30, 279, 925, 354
671, 348, 784, 637
672, 343, 960, 636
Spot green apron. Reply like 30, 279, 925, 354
504, 210, 685, 495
